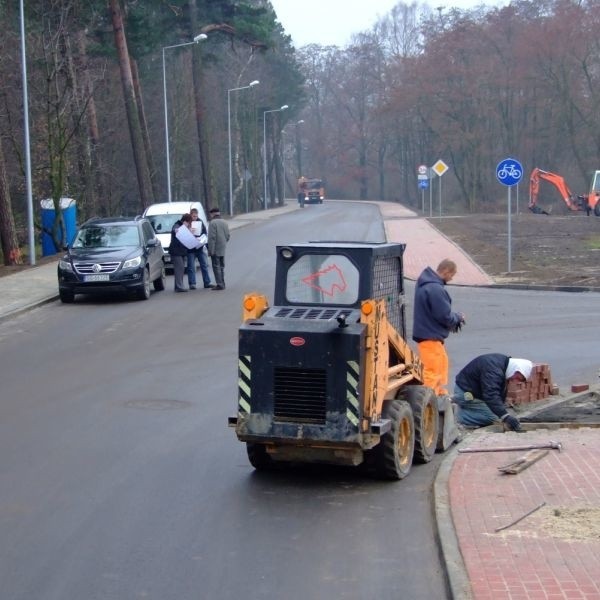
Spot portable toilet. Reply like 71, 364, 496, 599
40, 198, 77, 256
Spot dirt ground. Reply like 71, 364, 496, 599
431, 212, 600, 288
2, 211, 600, 286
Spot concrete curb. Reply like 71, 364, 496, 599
0, 294, 59, 324
434, 443, 474, 600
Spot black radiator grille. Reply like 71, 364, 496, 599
274, 367, 327, 423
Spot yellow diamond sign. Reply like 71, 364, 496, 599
432, 159, 449, 176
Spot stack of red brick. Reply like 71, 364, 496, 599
507, 363, 554, 405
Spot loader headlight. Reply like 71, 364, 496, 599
280, 247, 295, 260
361, 300, 374, 316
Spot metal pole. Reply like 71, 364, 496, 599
263, 112, 268, 210
227, 82, 258, 216
20, 0, 35, 265
227, 88, 232, 215
429, 176, 432, 218
162, 47, 171, 203
421, 187, 424, 212
263, 105, 288, 211
439, 174, 442, 217
162, 35, 206, 204
508, 186, 512, 272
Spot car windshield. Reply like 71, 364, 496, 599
146, 214, 181, 234
286, 254, 359, 305
306, 180, 322, 189
72, 225, 140, 248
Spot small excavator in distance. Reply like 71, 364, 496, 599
529, 167, 600, 216
228, 242, 459, 480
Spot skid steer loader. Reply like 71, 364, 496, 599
228, 242, 459, 479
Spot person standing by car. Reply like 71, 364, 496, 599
207, 207, 230, 290
412, 259, 465, 399
170, 213, 193, 292
187, 208, 214, 289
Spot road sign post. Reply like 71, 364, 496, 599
417, 165, 428, 212
432, 160, 449, 217
496, 157, 523, 273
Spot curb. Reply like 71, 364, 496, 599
0, 294, 59, 325
434, 383, 600, 599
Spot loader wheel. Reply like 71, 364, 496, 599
397, 385, 439, 464
372, 399, 415, 480
246, 443, 273, 471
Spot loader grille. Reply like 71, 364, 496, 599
274, 307, 353, 321
274, 367, 327, 423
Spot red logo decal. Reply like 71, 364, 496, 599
301, 264, 347, 297
290, 337, 306, 347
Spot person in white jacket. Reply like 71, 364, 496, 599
207, 207, 230, 290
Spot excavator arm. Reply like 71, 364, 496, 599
529, 168, 580, 212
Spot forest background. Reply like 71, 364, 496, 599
1, 0, 599, 264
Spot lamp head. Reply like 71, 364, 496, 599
249, 80, 260, 87
193, 33, 208, 42
280, 104, 289, 111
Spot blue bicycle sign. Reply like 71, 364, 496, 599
496, 158, 523, 186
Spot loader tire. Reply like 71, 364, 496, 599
246, 443, 273, 471
398, 385, 439, 464
371, 399, 415, 480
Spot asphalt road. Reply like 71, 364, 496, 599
0, 202, 597, 600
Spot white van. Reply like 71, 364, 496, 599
142, 202, 208, 266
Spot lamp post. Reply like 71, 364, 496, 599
162, 33, 207, 203
263, 104, 288, 210
228, 80, 259, 216
295, 119, 304, 180
20, 0, 34, 265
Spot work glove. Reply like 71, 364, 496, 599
501, 414, 522, 432
451, 315, 466, 333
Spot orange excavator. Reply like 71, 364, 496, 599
529, 167, 600, 216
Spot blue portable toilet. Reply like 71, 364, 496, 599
40, 198, 77, 256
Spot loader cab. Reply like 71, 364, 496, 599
273, 242, 407, 338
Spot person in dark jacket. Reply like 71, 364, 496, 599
453, 353, 533, 431
207, 207, 230, 290
170, 213, 193, 292
412, 259, 465, 398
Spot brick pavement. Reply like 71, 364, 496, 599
377, 203, 494, 286
449, 428, 600, 600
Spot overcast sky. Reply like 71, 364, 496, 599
270, 0, 510, 47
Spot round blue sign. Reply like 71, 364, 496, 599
496, 157, 523, 186
418, 179, 429, 189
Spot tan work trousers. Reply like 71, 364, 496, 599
417, 340, 449, 396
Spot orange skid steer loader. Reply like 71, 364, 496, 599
228, 242, 459, 479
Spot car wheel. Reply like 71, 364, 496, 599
153, 263, 166, 291
59, 289, 75, 303
136, 267, 151, 300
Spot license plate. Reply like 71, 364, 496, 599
84, 274, 110, 282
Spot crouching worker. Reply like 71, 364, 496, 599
453, 353, 533, 431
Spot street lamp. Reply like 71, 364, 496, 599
162, 33, 207, 203
295, 119, 305, 180
20, 0, 34, 265
228, 80, 259, 216
263, 104, 288, 210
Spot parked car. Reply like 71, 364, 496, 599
142, 202, 208, 268
57, 216, 166, 303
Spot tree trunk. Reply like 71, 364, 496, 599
74, 29, 104, 217
130, 57, 160, 202
109, 0, 153, 211
188, 0, 216, 208
0, 134, 21, 265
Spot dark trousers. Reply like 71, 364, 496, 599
187, 247, 211, 287
172, 255, 186, 290
211, 255, 225, 288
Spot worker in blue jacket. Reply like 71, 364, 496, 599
453, 353, 533, 431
